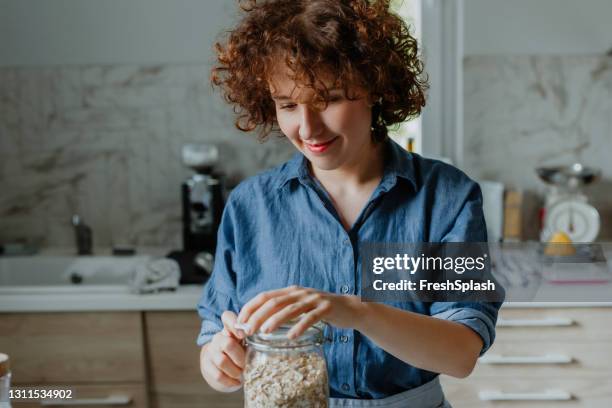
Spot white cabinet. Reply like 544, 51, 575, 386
442, 306, 612, 407
0, 312, 148, 408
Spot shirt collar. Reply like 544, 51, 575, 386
275, 138, 418, 191
380, 138, 418, 191
275, 151, 309, 190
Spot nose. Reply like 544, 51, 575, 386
298, 105, 324, 141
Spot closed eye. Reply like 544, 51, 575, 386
278, 95, 342, 111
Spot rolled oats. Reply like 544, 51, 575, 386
244, 350, 328, 407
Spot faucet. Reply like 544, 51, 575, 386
71, 215, 93, 255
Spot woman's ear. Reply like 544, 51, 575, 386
367, 94, 382, 108
367, 95, 375, 108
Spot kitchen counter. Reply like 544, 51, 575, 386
2, 283, 612, 312
504, 301, 612, 308
0, 284, 204, 312
2, 246, 611, 312
0, 246, 206, 312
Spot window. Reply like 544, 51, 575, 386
389, 0, 423, 154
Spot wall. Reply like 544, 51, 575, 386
0, 0, 238, 66
0, 1, 295, 248
464, 0, 612, 56
462, 0, 612, 240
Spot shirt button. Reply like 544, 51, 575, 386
343, 238, 350, 245
340, 285, 350, 294
340, 335, 349, 343
341, 383, 350, 392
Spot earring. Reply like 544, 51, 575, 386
368, 97, 383, 108
370, 95, 385, 134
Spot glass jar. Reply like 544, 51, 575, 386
0, 353, 12, 408
243, 321, 328, 408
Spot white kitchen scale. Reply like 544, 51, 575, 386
536, 163, 601, 243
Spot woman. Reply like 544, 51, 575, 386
198, 1, 502, 406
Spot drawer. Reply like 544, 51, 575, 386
11, 383, 148, 408
151, 388, 243, 408
472, 341, 612, 378
495, 308, 612, 342
0, 312, 145, 383
441, 375, 612, 408
145, 311, 243, 408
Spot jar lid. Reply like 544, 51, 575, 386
246, 320, 326, 350
0, 353, 10, 377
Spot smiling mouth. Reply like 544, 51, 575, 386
304, 137, 338, 153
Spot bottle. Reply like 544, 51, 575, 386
71, 215, 93, 255
406, 137, 415, 153
243, 321, 329, 407
0, 353, 12, 408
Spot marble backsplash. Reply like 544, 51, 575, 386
464, 55, 612, 240
0, 64, 295, 248
2, 57, 611, 248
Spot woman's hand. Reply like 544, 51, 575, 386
200, 311, 246, 393
236, 285, 364, 339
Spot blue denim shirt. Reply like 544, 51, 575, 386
196, 139, 503, 399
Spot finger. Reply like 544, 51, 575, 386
245, 290, 310, 335
237, 285, 301, 327
205, 359, 242, 388
219, 335, 247, 369
211, 348, 244, 380
287, 302, 330, 339
260, 293, 322, 333
221, 311, 244, 339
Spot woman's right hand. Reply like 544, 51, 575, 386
200, 311, 247, 393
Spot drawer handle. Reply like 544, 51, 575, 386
40, 394, 132, 406
479, 390, 572, 401
479, 354, 573, 364
498, 317, 574, 327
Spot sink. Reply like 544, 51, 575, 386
0, 255, 152, 294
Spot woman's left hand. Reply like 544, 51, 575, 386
236, 285, 364, 339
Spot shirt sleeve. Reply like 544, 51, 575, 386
431, 180, 504, 356
430, 301, 500, 356
195, 196, 241, 347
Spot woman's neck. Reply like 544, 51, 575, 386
310, 140, 385, 193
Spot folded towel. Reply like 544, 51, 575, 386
130, 258, 180, 294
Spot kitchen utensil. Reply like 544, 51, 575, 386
536, 164, 601, 242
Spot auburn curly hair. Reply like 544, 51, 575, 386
211, 0, 428, 142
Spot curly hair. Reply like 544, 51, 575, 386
211, 0, 428, 142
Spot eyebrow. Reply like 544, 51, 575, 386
271, 88, 343, 101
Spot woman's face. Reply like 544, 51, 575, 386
269, 71, 374, 172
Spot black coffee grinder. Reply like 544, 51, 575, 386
178, 144, 225, 279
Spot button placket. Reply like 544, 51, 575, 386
334, 329, 354, 397
336, 231, 356, 397
339, 234, 353, 295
